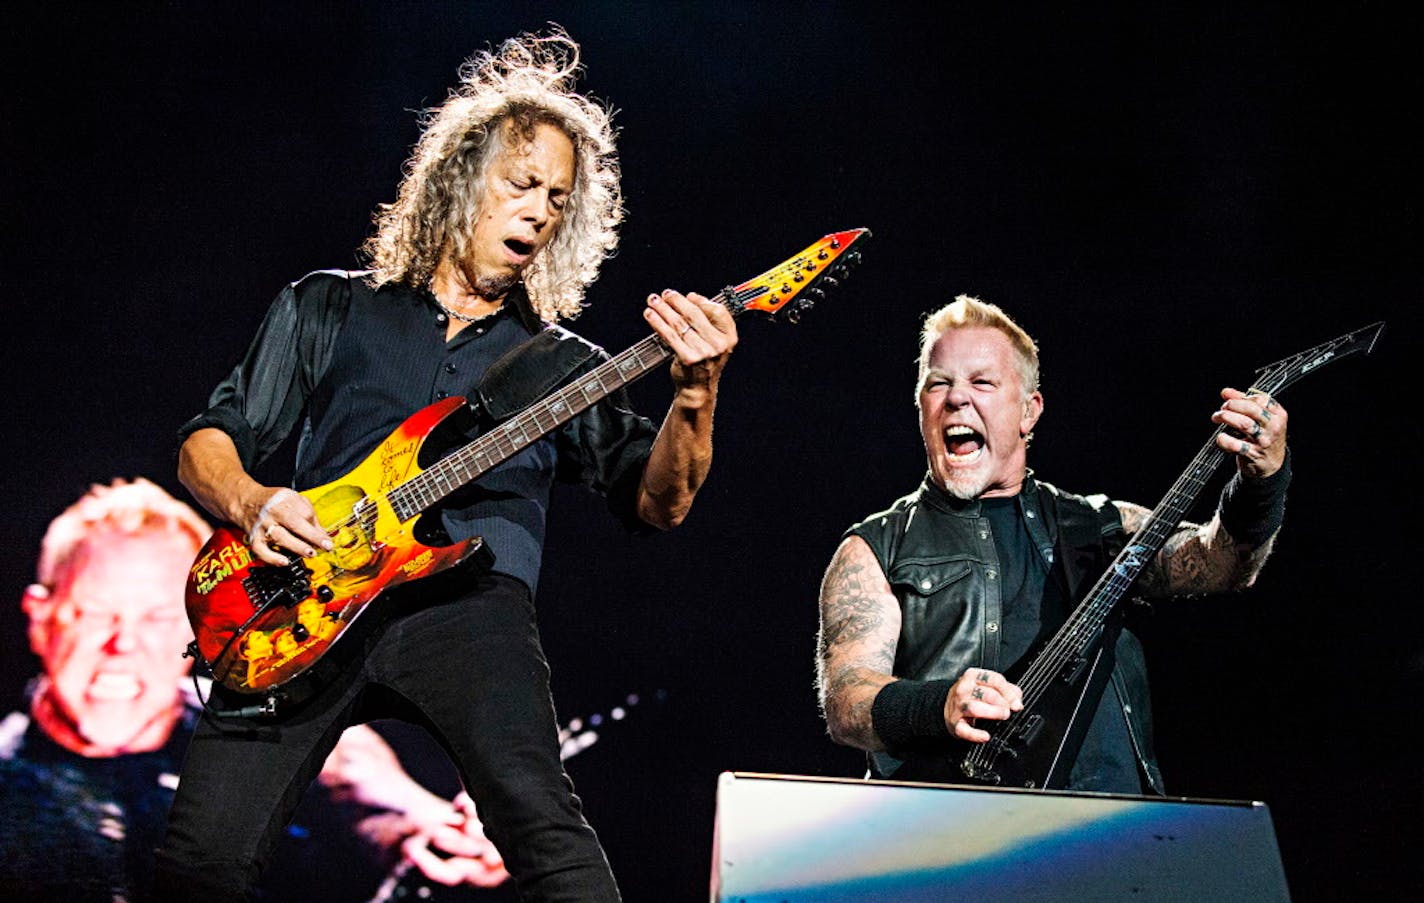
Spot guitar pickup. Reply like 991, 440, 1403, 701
1059, 656, 1088, 686
1010, 713, 1044, 746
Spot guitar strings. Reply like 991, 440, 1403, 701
967, 357, 1297, 774
308, 281, 781, 539
314, 250, 847, 538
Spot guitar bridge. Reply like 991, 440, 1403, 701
241, 559, 314, 612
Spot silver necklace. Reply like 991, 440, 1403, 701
434, 297, 500, 324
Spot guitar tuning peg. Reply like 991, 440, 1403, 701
786, 307, 803, 324
797, 298, 815, 313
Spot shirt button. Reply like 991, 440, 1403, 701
444, 363, 457, 374
1026, 510, 1036, 519
920, 578, 933, 591
986, 621, 999, 633
435, 390, 449, 400
979, 530, 989, 540
986, 569, 997, 580
475, 327, 485, 335
435, 313, 448, 325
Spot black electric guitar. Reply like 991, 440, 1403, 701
953, 321, 1385, 789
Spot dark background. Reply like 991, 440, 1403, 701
3, 2, 1419, 900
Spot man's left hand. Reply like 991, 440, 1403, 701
643, 289, 737, 395
1212, 387, 1288, 478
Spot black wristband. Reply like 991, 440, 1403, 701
1217, 447, 1292, 545
871, 678, 953, 748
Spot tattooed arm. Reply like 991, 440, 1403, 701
816, 535, 901, 751
1117, 387, 1290, 599
1114, 502, 1275, 598
816, 536, 1026, 749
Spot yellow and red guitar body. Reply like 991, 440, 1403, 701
185, 396, 483, 694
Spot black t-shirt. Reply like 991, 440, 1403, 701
981, 496, 1063, 669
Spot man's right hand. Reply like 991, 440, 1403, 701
179, 427, 333, 565
241, 486, 332, 565
944, 667, 1023, 743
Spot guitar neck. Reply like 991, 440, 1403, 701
390, 330, 676, 519
1029, 431, 1229, 690
1020, 320, 1386, 691
371, 227, 872, 523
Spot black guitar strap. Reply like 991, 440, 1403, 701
1033, 485, 1127, 788
474, 326, 600, 422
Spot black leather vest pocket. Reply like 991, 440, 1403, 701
888, 557, 974, 597
887, 557, 978, 679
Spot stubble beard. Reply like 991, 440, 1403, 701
470, 271, 518, 301
456, 257, 521, 305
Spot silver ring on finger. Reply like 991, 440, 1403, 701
1251, 421, 1263, 439
678, 324, 693, 337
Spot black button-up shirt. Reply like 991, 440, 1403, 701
179, 270, 657, 593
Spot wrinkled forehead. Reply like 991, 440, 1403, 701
921, 327, 1023, 377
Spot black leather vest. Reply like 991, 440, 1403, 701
848, 475, 1165, 794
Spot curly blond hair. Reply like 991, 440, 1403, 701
363, 26, 623, 322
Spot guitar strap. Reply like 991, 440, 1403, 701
1035, 484, 1125, 600
474, 327, 600, 422
1031, 485, 1127, 788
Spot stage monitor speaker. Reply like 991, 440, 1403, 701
710, 772, 1290, 902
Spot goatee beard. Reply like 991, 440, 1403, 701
456, 260, 519, 302
934, 464, 990, 500
941, 477, 987, 501
470, 271, 518, 300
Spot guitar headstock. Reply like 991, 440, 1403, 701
723, 228, 871, 323
1250, 320, 1385, 396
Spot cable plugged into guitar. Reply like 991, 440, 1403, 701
213, 695, 281, 720
183, 640, 285, 721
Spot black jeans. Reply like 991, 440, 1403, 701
153, 573, 620, 902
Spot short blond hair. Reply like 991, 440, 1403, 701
917, 294, 1040, 397
34, 478, 210, 589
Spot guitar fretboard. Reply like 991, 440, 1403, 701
1018, 320, 1385, 703
356, 226, 870, 527
962, 319, 1383, 780
391, 331, 675, 520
